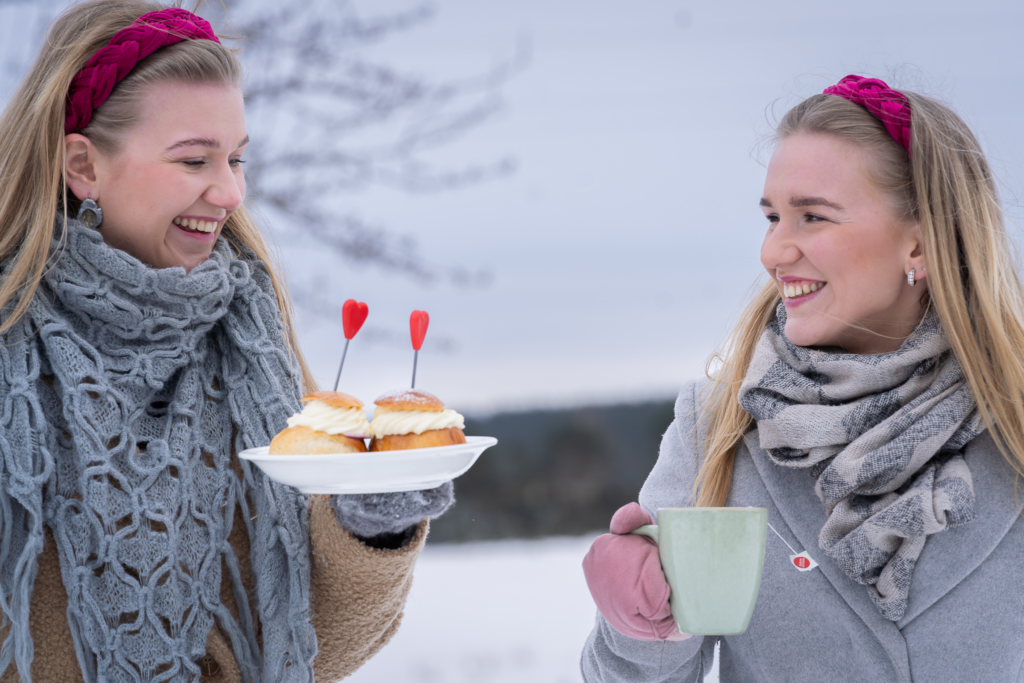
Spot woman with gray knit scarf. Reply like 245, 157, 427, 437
0, 2, 453, 681
581, 75, 1024, 682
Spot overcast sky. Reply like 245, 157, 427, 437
295, 0, 1024, 413
4, 0, 1024, 414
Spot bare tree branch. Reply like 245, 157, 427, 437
210, 0, 523, 288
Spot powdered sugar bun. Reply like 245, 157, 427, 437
373, 388, 444, 412
369, 388, 466, 450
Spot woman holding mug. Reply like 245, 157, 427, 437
0, 1, 453, 680
581, 76, 1024, 681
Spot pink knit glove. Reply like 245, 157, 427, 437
582, 503, 692, 641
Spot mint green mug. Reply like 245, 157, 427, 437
631, 507, 767, 635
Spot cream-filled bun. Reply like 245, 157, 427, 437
269, 391, 369, 454
368, 389, 466, 451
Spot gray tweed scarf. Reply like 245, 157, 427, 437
738, 304, 984, 621
0, 219, 316, 681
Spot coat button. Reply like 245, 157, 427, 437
200, 655, 220, 677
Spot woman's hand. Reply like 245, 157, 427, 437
332, 481, 454, 548
582, 502, 692, 641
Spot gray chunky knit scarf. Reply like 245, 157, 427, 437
0, 219, 316, 681
739, 304, 985, 621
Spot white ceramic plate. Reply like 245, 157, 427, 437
238, 436, 498, 494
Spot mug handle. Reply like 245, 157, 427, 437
630, 524, 659, 543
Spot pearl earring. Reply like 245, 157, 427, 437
908, 269, 916, 287
76, 195, 102, 229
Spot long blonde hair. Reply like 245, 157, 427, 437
0, 0, 317, 392
695, 89, 1024, 507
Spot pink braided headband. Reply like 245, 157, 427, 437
823, 75, 912, 159
65, 8, 220, 134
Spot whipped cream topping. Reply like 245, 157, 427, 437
369, 407, 465, 438
286, 399, 370, 437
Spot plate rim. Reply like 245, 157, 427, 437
238, 435, 497, 462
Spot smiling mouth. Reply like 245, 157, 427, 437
782, 281, 826, 299
173, 217, 217, 234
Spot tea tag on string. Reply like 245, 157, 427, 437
789, 551, 818, 572
767, 520, 819, 573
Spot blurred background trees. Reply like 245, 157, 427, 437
431, 401, 676, 542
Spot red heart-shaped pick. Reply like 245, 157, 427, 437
342, 299, 369, 340
410, 310, 429, 350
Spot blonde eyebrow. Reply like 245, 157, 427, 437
166, 135, 249, 152
789, 196, 844, 211
166, 137, 219, 151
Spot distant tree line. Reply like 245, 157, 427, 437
430, 400, 677, 543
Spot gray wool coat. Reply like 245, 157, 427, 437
581, 380, 1024, 683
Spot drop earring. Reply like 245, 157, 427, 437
77, 195, 102, 229
908, 269, 916, 287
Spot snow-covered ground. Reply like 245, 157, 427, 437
345, 534, 719, 683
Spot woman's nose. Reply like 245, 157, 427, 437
204, 162, 245, 214
760, 219, 802, 271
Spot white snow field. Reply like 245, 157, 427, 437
345, 534, 719, 683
